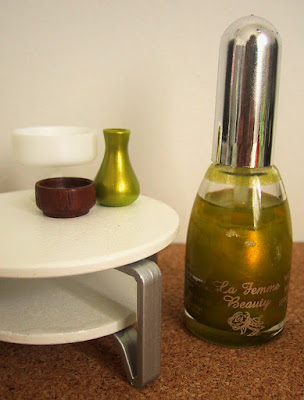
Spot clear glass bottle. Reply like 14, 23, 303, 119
184, 16, 293, 346
185, 164, 292, 346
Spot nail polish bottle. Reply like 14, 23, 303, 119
184, 16, 293, 346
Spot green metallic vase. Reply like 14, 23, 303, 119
94, 128, 140, 207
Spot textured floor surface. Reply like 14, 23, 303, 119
0, 243, 303, 400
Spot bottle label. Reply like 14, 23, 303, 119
185, 269, 290, 337
212, 276, 290, 336
215, 280, 277, 310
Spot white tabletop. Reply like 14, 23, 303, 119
0, 190, 179, 278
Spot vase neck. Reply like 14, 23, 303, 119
103, 129, 130, 151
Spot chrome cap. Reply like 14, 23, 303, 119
212, 15, 281, 167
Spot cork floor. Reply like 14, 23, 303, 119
0, 243, 303, 400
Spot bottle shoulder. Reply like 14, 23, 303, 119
197, 163, 289, 209
204, 163, 282, 186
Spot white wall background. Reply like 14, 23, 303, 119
0, 0, 303, 242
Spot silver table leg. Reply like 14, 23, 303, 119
113, 258, 162, 388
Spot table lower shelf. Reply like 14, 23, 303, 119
0, 259, 162, 388
0, 268, 136, 345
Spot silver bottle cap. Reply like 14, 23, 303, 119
212, 15, 281, 168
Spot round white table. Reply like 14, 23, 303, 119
0, 190, 179, 388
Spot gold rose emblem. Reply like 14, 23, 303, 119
228, 311, 265, 336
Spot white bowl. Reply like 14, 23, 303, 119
11, 126, 98, 167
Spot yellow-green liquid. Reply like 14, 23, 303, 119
185, 190, 292, 346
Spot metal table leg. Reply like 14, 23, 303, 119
113, 258, 162, 388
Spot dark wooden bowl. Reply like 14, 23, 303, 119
35, 177, 96, 218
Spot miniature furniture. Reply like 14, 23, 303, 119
0, 190, 179, 387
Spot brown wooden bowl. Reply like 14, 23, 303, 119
35, 177, 96, 218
